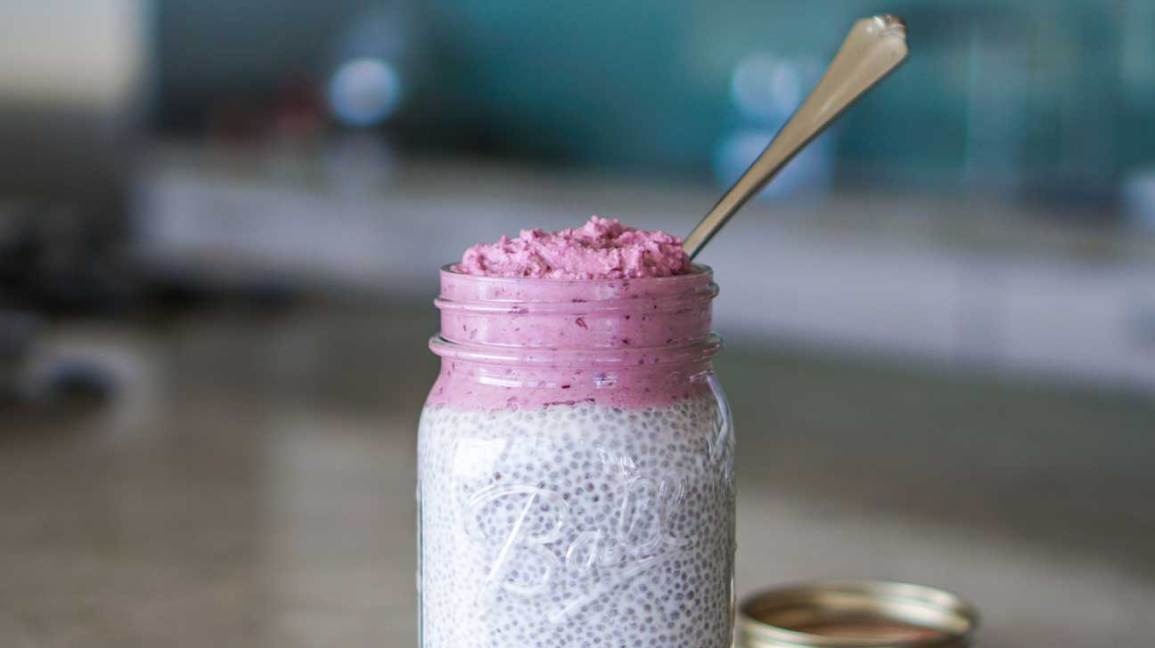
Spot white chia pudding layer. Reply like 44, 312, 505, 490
417, 397, 735, 648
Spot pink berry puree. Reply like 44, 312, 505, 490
428, 263, 719, 410
456, 216, 690, 280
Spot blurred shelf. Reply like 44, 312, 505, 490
136, 145, 1155, 392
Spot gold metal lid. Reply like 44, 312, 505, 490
738, 580, 980, 648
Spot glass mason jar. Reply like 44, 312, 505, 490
417, 264, 735, 648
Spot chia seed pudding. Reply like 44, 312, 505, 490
418, 219, 735, 647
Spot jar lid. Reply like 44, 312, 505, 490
738, 580, 979, 648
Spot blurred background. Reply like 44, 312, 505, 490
1, 1, 1153, 646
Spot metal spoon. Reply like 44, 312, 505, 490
683, 14, 909, 259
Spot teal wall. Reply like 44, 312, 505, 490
429, 0, 1155, 199
157, 0, 1155, 201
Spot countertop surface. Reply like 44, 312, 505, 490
2, 301, 1153, 647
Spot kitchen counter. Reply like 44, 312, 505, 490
141, 152, 1155, 392
1, 301, 1152, 646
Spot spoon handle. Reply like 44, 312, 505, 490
683, 15, 909, 259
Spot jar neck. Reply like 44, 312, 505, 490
427, 266, 720, 410
434, 265, 717, 352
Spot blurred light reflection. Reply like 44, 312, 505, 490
327, 58, 402, 127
